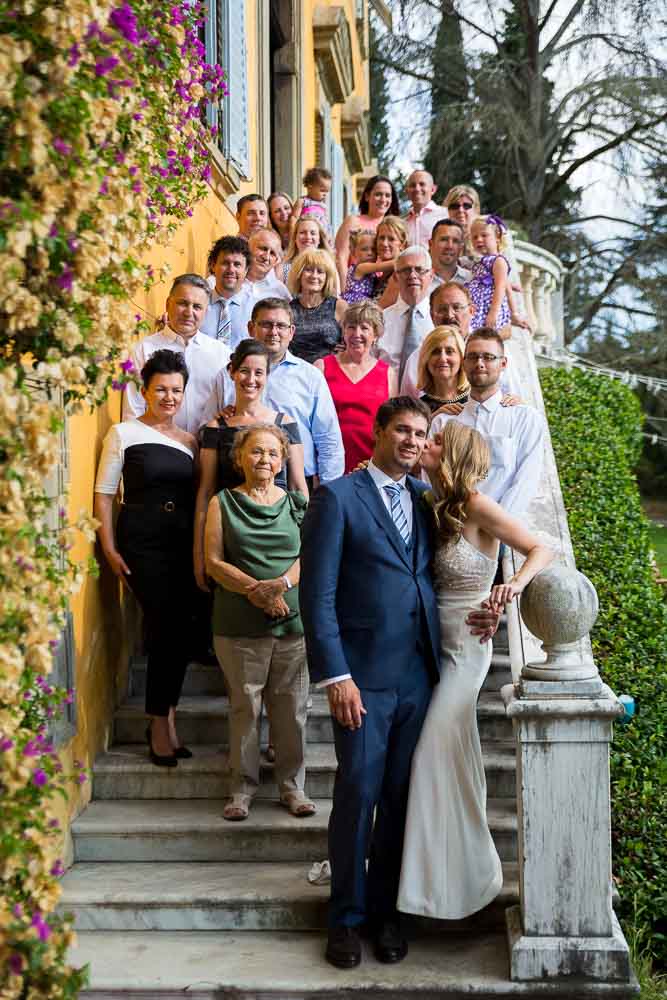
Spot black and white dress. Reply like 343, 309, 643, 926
95, 420, 196, 717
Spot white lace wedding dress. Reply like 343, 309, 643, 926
397, 533, 503, 919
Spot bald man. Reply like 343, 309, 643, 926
403, 170, 449, 248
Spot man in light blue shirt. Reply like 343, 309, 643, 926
200, 236, 253, 349
200, 297, 344, 485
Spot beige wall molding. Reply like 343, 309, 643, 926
313, 4, 355, 105
341, 94, 370, 174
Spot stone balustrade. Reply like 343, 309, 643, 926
510, 235, 567, 351
498, 328, 634, 985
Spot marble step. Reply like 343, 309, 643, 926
114, 691, 514, 746
91, 742, 517, 801
68, 929, 637, 999
71, 798, 518, 864
59, 860, 519, 932
129, 656, 514, 699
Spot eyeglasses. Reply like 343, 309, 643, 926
435, 302, 469, 314
465, 352, 502, 363
256, 320, 291, 333
449, 202, 474, 210
396, 266, 430, 277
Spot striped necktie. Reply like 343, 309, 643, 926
216, 298, 231, 344
398, 305, 423, 385
384, 483, 410, 546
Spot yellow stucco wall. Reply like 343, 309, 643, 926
56, 0, 373, 850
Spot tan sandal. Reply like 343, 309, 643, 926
223, 794, 252, 821
280, 792, 316, 818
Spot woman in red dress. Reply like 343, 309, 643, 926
314, 300, 398, 473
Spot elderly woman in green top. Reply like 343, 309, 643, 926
205, 423, 313, 822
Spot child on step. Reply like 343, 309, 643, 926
342, 229, 400, 304
467, 214, 530, 338
292, 167, 332, 235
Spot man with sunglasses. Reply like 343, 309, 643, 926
378, 246, 434, 385
430, 327, 545, 515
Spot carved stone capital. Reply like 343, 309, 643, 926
313, 5, 355, 105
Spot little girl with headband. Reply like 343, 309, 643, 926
467, 214, 530, 338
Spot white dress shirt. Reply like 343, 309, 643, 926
318, 460, 414, 687
430, 265, 472, 289
378, 297, 433, 372
403, 201, 449, 248
200, 350, 344, 482
199, 285, 253, 349
430, 389, 545, 515
245, 273, 291, 302
122, 327, 230, 435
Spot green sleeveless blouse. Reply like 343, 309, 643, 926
212, 488, 307, 638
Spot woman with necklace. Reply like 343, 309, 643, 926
193, 339, 307, 593
94, 350, 198, 767
287, 249, 347, 365
315, 300, 398, 472
205, 425, 313, 822
412, 326, 470, 415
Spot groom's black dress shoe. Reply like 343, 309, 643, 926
326, 926, 362, 968
373, 921, 408, 964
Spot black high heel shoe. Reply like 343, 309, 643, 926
173, 745, 193, 759
145, 724, 178, 768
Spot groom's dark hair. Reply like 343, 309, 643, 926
374, 396, 431, 431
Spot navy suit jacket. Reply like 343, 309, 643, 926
300, 469, 440, 690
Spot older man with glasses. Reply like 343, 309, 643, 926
378, 246, 434, 385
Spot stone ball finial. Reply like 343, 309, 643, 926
520, 565, 598, 647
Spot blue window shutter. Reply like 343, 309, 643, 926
221, 0, 250, 177
330, 141, 345, 233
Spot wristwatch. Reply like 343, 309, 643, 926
282, 575, 293, 591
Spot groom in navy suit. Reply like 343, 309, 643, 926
301, 397, 497, 968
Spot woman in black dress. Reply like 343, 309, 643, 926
95, 350, 198, 767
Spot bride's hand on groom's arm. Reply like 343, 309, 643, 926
466, 602, 500, 644
326, 679, 367, 730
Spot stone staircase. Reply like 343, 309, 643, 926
62, 627, 635, 998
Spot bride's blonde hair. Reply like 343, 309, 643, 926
432, 422, 490, 544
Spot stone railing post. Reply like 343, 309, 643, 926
512, 238, 566, 350
502, 565, 633, 983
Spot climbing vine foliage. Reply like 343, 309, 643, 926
0, 1, 224, 993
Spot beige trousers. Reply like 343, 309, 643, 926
214, 633, 308, 798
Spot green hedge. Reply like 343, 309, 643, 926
540, 367, 667, 965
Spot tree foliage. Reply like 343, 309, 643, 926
371, 0, 666, 348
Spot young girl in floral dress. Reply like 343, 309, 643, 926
467, 215, 530, 339
341, 229, 397, 304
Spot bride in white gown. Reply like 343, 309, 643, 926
398, 421, 553, 920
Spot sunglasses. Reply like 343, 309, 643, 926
450, 201, 474, 210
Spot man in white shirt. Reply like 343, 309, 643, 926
201, 298, 344, 486
402, 170, 449, 248
236, 193, 269, 240
245, 229, 291, 302
200, 236, 252, 349
431, 328, 545, 515
123, 274, 230, 435
429, 219, 472, 287
378, 246, 434, 384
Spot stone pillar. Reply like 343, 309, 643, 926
520, 265, 538, 336
502, 565, 633, 983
